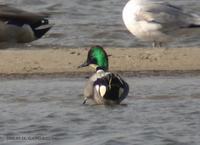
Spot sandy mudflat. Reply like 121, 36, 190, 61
0, 47, 200, 77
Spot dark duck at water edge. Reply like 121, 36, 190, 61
78, 45, 129, 105
0, 5, 52, 43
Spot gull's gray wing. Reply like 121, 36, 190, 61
137, 2, 197, 32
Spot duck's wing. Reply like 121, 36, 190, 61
94, 73, 129, 103
112, 73, 129, 102
137, 2, 199, 32
0, 5, 48, 23
83, 74, 98, 103
84, 79, 94, 99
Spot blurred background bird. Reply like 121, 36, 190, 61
0, 5, 52, 44
122, 0, 200, 47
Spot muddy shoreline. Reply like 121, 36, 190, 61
0, 47, 200, 79
1, 70, 200, 80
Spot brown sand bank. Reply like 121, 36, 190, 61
0, 47, 200, 77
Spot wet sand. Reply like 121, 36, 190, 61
0, 47, 200, 77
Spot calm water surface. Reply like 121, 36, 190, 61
0, 76, 200, 145
0, 0, 199, 48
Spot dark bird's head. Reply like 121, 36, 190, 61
78, 45, 109, 71
31, 17, 52, 39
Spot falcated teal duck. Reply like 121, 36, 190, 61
78, 45, 129, 105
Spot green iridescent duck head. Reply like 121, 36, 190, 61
78, 45, 109, 71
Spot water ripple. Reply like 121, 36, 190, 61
0, 76, 200, 145
0, 0, 199, 48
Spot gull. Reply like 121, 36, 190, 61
122, 0, 200, 47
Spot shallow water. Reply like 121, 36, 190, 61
0, 0, 199, 48
0, 76, 200, 145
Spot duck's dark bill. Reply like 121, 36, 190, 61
77, 61, 89, 68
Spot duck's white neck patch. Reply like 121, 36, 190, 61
96, 69, 104, 74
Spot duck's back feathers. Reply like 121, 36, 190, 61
0, 5, 47, 24
93, 73, 129, 104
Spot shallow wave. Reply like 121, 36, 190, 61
0, 76, 200, 144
